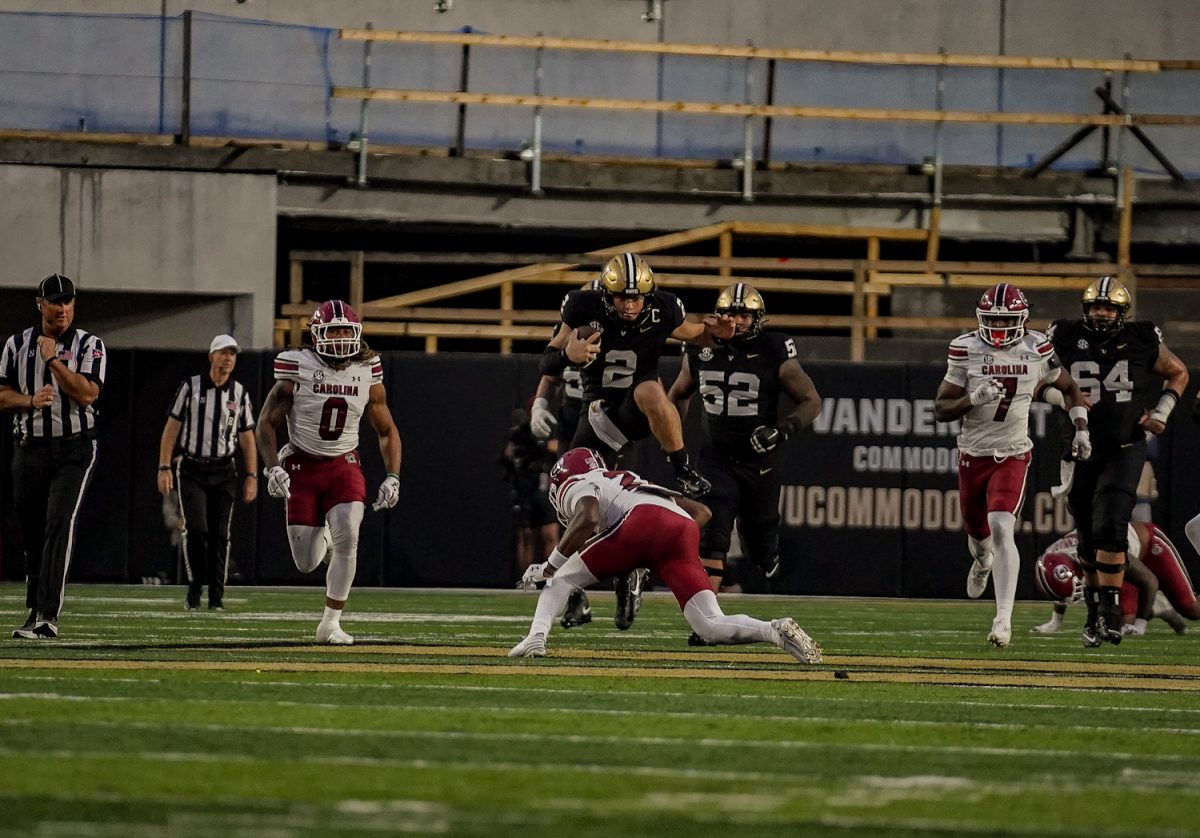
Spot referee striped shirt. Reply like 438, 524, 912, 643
168, 374, 255, 460
0, 325, 107, 441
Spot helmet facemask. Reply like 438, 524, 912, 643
310, 300, 363, 360
975, 283, 1030, 348
715, 283, 766, 343
599, 253, 655, 325
1081, 276, 1131, 333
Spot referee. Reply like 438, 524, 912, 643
0, 274, 106, 640
157, 334, 257, 611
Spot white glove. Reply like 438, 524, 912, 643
530, 397, 557, 441
265, 465, 291, 499
517, 562, 547, 592
969, 378, 1005, 406
1050, 459, 1075, 499
1071, 428, 1092, 461
372, 475, 400, 511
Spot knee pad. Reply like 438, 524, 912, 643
1094, 560, 1126, 575
701, 553, 726, 580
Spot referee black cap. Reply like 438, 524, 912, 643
38, 274, 76, 303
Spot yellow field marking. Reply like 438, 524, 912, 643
0, 657, 1197, 692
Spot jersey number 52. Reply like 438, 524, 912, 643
699, 371, 761, 417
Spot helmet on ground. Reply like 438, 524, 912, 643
976, 283, 1030, 348
1081, 275, 1131, 333
547, 447, 606, 515
599, 253, 655, 322
310, 299, 362, 360
1034, 550, 1084, 604
715, 283, 766, 341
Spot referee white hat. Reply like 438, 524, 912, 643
209, 334, 239, 354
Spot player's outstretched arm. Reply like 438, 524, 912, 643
670, 314, 734, 348
255, 380, 294, 471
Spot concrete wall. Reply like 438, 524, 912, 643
0, 165, 277, 348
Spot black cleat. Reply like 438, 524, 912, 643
186, 586, 201, 611
560, 590, 592, 629
755, 553, 781, 580
11, 611, 37, 640
32, 619, 58, 639
675, 465, 711, 499
1081, 625, 1103, 648
1096, 606, 1123, 646
615, 568, 648, 630
687, 631, 715, 647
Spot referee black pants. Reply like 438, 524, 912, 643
176, 458, 237, 608
12, 434, 98, 622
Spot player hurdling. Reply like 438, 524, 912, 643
508, 448, 822, 664
256, 300, 403, 645
934, 283, 1089, 648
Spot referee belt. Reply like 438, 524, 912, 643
19, 429, 97, 449
181, 455, 235, 465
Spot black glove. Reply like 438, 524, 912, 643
750, 425, 782, 454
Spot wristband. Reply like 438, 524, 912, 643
1068, 405, 1088, 424
158, 464, 172, 472
547, 547, 569, 569
386, 472, 400, 480
1151, 390, 1180, 421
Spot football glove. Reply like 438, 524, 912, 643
265, 466, 291, 499
530, 397, 557, 441
969, 378, 1005, 406
1070, 428, 1092, 461
1051, 459, 1075, 499
750, 425, 782, 454
517, 562, 547, 592
372, 475, 400, 511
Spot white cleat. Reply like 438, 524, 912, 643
1121, 623, 1146, 637
966, 556, 993, 599
987, 618, 1011, 648
772, 618, 823, 664
1030, 620, 1062, 634
508, 633, 547, 658
316, 622, 354, 645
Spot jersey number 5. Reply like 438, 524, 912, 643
319, 397, 349, 440
699, 371, 761, 417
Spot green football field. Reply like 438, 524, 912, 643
1, 584, 1198, 837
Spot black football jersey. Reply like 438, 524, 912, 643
1047, 319, 1163, 451
685, 330, 798, 459
560, 288, 686, 403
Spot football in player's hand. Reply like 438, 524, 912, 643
575, 325, 600, 341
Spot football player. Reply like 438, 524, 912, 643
256, 300, 403, 645
1031, 522, 1197, 636
934, 283, 1090, 648
667, 284, 821, 599
509, 448, 823, 664
529, 254, 734, 631
1047, 276, 1189, 646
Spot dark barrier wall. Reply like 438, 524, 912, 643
2, 350, 1198, 599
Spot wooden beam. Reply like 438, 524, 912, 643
866, 236, 881, 339
851, 261, 866, 362
925, 206, 942, 261
1118, 166, 1134, 268
349, 251, 365, 311
337, 30, 1162, 73
601, 222, 734, 255
500, 281, 514, 354
289, 259, 304, 305
729, 221, 928, 241
370, 262, 576, 307
334, 87, 1199, 127
718, 230, 732, 279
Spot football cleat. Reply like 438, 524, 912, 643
1095, 606, 1122, 645
508, 632, 547, 658
772, 618, 822, 664
755, 552, 781, 580
687, 631, 715, 647
987, 617, 1011, 648
966, 555, 993, 599
1030, 618, 1063, 634
11, 610, 36, 639
1080, 624, 1103, 649
1121, 622, 1146, 637
675, 465, 712, 499
615, 568, 649, 630
316, 622, 354, 645
560, 589, 592, 629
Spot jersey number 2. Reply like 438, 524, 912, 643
319, 397, 348, 440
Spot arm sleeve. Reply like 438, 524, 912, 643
168, 380, 190, 420
77, 334, 107, 386
944, 338, 969, 387
238, 386, 256, 431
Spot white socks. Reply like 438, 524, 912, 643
987, 512, 1019, 622
683, 590, 775, 646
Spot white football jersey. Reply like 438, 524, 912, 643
944, 330, 1058, 457
273, 348, 383, 457
1044, 526, 1141, 560
555, 469, 691, 530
